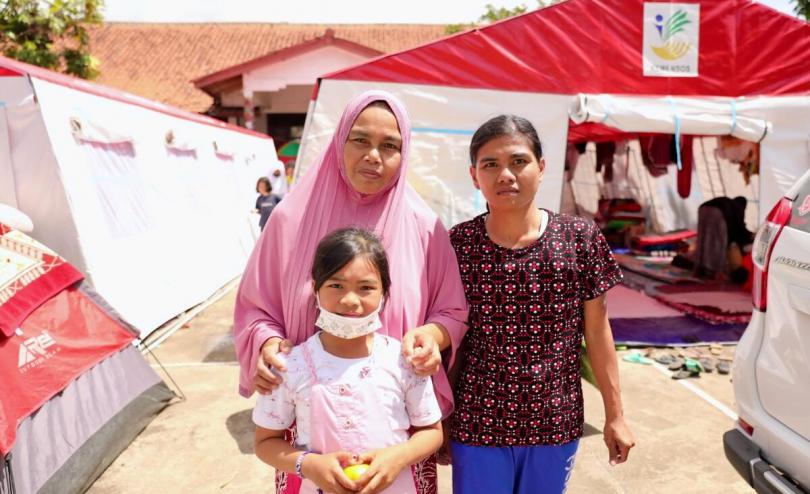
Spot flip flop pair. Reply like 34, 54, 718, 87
671, 358, 704, 379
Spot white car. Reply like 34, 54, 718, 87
725, 168, 810, 493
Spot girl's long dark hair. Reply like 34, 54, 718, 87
311, 227, 391, 297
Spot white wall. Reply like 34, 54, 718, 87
263, 85, 313, 114
244, 45, 370, 93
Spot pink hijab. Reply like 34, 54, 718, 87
233, 90, 468, 415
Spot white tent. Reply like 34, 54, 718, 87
296, 0, 810, 232
0, 56, 280, 337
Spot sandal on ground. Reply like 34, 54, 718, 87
699, 358, 715, 373
684, 358, 705, 374
672, 369, 701, 380
623, 351, 654, 365
655, 354, 677, 365
667, 358, 685, 371
668, 358, 686, 371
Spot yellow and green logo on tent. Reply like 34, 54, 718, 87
651, 10, 691, 60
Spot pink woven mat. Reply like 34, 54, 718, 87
607, 285, 683, 319
613, 253, 704, 284
653, 290, 752, 315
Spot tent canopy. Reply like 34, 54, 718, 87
324, 0, 810, 97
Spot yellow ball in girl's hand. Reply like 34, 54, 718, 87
343, 464, 370, 481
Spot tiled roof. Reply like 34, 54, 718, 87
88, 23, 448, 112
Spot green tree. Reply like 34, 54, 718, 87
793, 0, 810, 20
0, 0, 103, 79
446, 1, 558, 35
478, 3, 529, 23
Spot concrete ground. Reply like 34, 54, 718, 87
88, 289, 753, 494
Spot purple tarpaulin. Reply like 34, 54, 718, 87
610, 316, 747, 346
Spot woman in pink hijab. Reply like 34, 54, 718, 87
234, 90, 468, 494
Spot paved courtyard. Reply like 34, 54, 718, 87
88, 289, 752, 494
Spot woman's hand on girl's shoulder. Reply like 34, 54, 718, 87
255, 337, 293, 394
401, 329, 441, 377
302, 451, 360, 494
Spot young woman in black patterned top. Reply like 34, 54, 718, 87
448, 115, 635, 494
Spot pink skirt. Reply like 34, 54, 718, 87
275, 426, 438, 494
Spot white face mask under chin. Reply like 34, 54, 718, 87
315, 295, 383, 339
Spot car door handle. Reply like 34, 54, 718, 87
788, 284, 810, 316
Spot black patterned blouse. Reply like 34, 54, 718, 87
448, 211, 622, 446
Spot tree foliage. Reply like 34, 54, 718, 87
0, 0, 103, 79
793, 0, 810, 20
478, 3, 529, 23
446, 1, 557, 35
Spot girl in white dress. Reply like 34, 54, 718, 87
254, 227, 443, 494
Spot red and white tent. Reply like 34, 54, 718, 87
297, 0, 810, 230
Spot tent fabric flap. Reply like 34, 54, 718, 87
569, 94, 771, 143
0, 286, 134, 455
69, 117, 133, 145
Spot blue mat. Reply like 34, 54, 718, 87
610, 316, 747, 346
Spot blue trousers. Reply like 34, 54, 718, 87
451, 440, 579, 494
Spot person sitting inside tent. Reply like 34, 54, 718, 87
672, 196, 754, 284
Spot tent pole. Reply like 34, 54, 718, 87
641, 158, 660, 232
627, 140, 645, 215
750, 175, 760, 228
567, 145, 581, 216
569, 178, 581, 217
698, 137, 717, 197
629, 143, 659, 232
711, 146, 729, 197
140, 340, 187, 402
